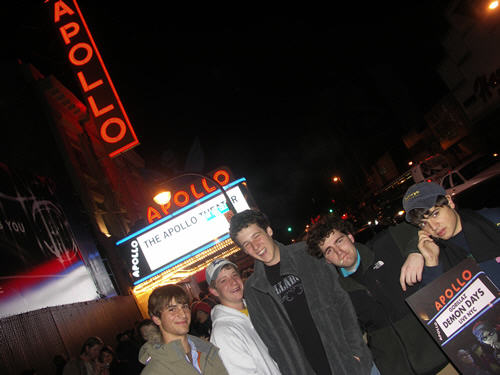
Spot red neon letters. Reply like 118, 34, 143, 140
146, 169, 231, 224
51, 0, 139, 157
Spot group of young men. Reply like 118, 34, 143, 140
139, 181, 500, 375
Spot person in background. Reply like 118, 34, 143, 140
206, 258, 281, 374
63, 336, 103, 375
137, 319, 161, 345
189, 301, 212, 340
229, 209, 375, 375
137, 319, 162, 366
140, 284, 228, 375
114, 331, 142, 375
98, 345, 119, 375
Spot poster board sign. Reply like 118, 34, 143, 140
406, 258, 500, 374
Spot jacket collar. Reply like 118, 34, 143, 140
155, 334, 215, 357
251, 241, 296, 292
356, 242, 375, 274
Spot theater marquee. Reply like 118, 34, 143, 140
116, 178, 250, 285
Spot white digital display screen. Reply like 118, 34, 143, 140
136, 186, 249, 271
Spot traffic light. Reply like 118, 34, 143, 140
287, 226, 292, 232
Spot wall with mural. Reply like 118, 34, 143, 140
0, 163, 114, 318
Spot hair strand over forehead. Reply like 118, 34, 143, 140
148, 284, 189, 318
406, 195, 449, 226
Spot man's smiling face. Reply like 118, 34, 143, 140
236, 223, 280, 266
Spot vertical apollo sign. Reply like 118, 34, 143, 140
49, 0, 139, 157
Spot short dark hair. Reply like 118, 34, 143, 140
406, 195, 449, 227
148, 284, 189, 319
229, 209, 270, 246
306, 215, 354, 259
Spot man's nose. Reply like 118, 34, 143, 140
249, 238, 260, 249
334, 247, 344, 257
175, 307, 188, 317
427, 220, 438, 232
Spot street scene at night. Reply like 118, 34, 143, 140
2, 1, 500, 374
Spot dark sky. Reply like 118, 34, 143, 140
8, 2, 451, 240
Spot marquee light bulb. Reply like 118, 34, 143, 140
153, 191, 171, 205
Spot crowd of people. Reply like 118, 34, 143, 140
48, 329, 145, 375
31, 181, 499, 374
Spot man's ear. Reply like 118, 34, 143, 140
446, 195, 456, 209
348, 233, 355, 243
151, 315, 161, 327
266, 226, 273, 237
208, 286, 219, 298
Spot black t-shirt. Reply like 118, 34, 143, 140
265, 263, 331, 375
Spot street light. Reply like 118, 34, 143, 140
332, 176, 342, 183
153, 172, 237, 214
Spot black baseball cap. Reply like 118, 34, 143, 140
402, 182, 447, 221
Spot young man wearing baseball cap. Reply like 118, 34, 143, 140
206, 258, 281, 375
401, 181, 500, 287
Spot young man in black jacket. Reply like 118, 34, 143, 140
307, 215, 449, 375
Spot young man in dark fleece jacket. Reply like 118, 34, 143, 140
306, 215, 449, 375
400, 181, 500, 288
229, 209, 376, 375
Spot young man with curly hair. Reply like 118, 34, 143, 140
307, 215, 449, 375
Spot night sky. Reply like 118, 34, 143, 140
8, 2, 451, 240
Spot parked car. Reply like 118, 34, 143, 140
439, 153, 500, 197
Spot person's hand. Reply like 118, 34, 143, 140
399, 253, 424, 291
417, 230, 440, 267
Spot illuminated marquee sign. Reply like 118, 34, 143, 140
49, 0, 139, 157
116, 179, 250, 285
146, 168, 232, 224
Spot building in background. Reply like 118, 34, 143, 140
435, 0, 500, 155
1, 60, 256, 319
0, 60, 150, 317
